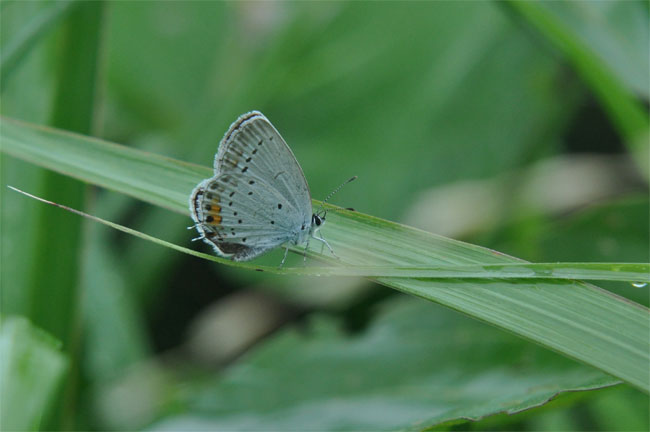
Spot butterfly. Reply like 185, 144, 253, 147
189, 111, 354, 265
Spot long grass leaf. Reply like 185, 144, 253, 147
9, 186, 649, 284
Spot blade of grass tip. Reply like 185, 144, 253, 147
7, 185, 233, 263
8, 186, 649, 284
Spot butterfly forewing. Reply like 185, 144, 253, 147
215, 112, 312, 218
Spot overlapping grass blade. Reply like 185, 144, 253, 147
9, 186, 650, 282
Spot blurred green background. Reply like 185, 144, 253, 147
1, 1, 648, 430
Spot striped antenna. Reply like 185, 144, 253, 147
317, 176, 357, 216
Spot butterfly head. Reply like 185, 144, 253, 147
311, 213, 325, 230
314, 176, 357, 218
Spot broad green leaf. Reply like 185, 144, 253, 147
146, 299, 619, 431
438, 385, 649, 431
2, 117, 648, 392
0, 316, 67, 431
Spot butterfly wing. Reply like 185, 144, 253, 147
215, 111, 312, 215
190, 112, 312, 261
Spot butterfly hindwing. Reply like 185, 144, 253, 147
190, 173, 308, 261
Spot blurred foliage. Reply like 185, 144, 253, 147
1, 1, 648, 431
143, 299, 618, 431
0, 317, 67, 431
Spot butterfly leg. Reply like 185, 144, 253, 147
303, 236, 311, 263
280, 245, 290, 268
313, 233, 338, 259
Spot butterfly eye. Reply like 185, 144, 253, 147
313, 214, 322, 226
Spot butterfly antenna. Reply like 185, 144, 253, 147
317, 176, 357, 216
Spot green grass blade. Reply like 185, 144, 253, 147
507, 1, 649, 176
20, 3, 107, 429
2, 117, 648, 392
27, 0, 106, 349
1, 116, 203, 213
